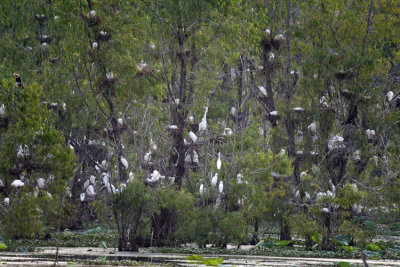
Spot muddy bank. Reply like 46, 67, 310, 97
1, 247, 400, 266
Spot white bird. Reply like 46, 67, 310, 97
4, 197, 9, 205
270, 111, 278, 116
275, 34, 285, 41
189, 131, 198, 143
86, 185, 96, 196
80, 193, 85, 202
352, 204, 363, 214
144, 151, 152, 162
89, 175, 96, 184
150, 139, 158, 151
41, 42, 47, 48
137, 61, 147, 71
300, 171, 307, 180
268, 52, 275, 61
199, 107, 208, 132
293, 107, 304, 112
120, 156, 129, 169
216, 152, 222, 170
102, 172, 110, 185
308, 122, 316, 133
387, 91, 394, 102
92, 42, 99, 50
192, 151, 199, 164
119, 183, 126, 193
174, 98, 180, 105
0, 104, 5, 116
37, 178, 46, 189
328, 135, 345, 150
101, 160, 107, 169
223, 128, 233, 136
366, 129, 375, 140
167, 125, 178, 130
199, 184, 204, 196
219, 181, 224, 193
95, 164, 101, 172
316, 192, 326, 200
305, 192, 311, 200
230, 107, 237, 115
258, 86, 267, 96
89, 10, 96, 17
146, 170, 161, 183
83, 180, 90, 189
211, 173, 218, 187
0, 179, 3, 187
11, 179, 24, 188
188, 116, 194, 123
295, 190, 300, 198
265, 29, 271, 37
322, 207, 329, 213
117, 118, 123, 125
149, 41, 156, 49
128, 172, 134, 183
237, 174, 243, 184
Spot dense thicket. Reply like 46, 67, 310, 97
0, 0, 400, 252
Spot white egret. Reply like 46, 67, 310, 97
366, 129, 375, 140
300, 171, 307, 180
236, 174, 243, 184
102, 172, 110, 185
37, 178, 45, 189
216, 152, 222, 170
192, 151, 199, 164
223, 128, 233, 136
189, 131, 198, 143
144, 151, 152, 162
265, 29, 270, 37
211, 173, 218, 187
4, 198, 9, 205
80, 193, 85, 202
11, 179, 24, 188
230, 107, 237, 115
0, 179, 3, 187
119, 183, 126, 193
268, 52, 275, 61
387, 91, 394, 102
219, 181, 224, 193
86, 185, 96, 196
199, 107, 208, 132
83, 180, 90, 189
89, 175, 96, 184
0, 104, 5, 116
128, 172, 134, 183
258, 86, 267, 96
293, 107, 304, 112
322, 207, 329, 213
328, 135, 344, 150
89, 10, 96, 17
120, 156, 129, 169
270, 111, 278, 116
92, 42, 99, 50
199, 184, 204, 195
308, 122, 316, 133
117, 118, 123, 126
275, 34, 285, 40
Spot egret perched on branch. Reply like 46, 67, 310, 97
11, 179, 24, 188
80, 193, 85, 202
258, 86, 267, 96
199, 107, 208, 132
199, 184, 204, 196
117, 118, 124, 126
144, 151, 152, 162
89, 175, 96, 184
37, 178, 45, 189
4, 198, 9, 205
120, 156, 128, 169
86, 185, 96, 196
189, 131, 198, 143
0, 104, 5, 116
211, 173, 218, 187
387, 91, 394, 102
146, 170, 161, 183
83, 180, 90, 189
216, 152, 222, 170
219, 181, 224, 194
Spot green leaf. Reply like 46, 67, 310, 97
311, 243, 319, 250
202, 257, 223, 266
333, 235, 351, 246
365, 243, 381, 252
334, 262, 352, 267
254, 240, 265, 248
342, 245, 359, 252
84, 226, 102, 234
363, 250, 380, 257
186, 255, 204, 260
0, 243, 7, 250
17, 246, 28, 252
99, 241, 107, 249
